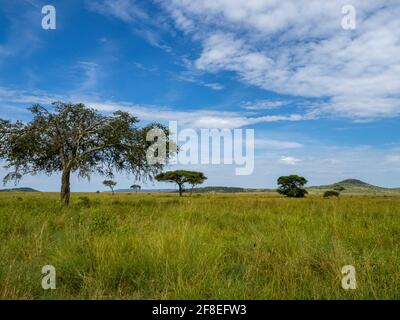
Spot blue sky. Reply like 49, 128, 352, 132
0, 0, 400, 191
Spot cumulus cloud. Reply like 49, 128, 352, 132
162, 0, 400, 120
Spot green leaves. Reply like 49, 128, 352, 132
277, 175, 308, 198
0, 102, 173, 203
155, 170, 207, 196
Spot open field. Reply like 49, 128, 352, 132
0, 192, 399, 299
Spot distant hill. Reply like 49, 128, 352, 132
307, 179, 400, 194
336, 179, 369, 186
0, 187, 40, 193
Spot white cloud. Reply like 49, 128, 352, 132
0, 87, 56, 105
176, 73, 225, 90
87, 0, 149, 24
89, 100, 308, 128
256, 139, 303, 150
203, 82, 224, 90
280, 156, 302, 165
0, 86, 307, 128
162, 0, 400, 120
242, 100, 287, 110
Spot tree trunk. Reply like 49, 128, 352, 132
178, 184, 183, 197
60, 170, 71, 205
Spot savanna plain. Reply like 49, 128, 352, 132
0, 192, 399, 299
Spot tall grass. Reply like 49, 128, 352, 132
0, 192, 399, 299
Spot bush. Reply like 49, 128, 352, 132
324, 190, 340, 198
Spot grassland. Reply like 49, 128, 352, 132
0, 192, 399, 299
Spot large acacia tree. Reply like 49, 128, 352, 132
155, 170, 207, 196
277, 175, 308, 198
0, 102, 173, 205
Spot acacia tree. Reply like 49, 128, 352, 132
186, 172, 207, 195
103, 180, 117, 194
0, 102, 173, 205
130, 184, 141, 193
155, 170, 207, 196
277, 175, 308, 198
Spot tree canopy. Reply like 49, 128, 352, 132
103, 180, 117, 194
0, 102, 173, 205
155, 170, 207, 196
277, 175, 308, 198
186, 172, 207, 194
130, 184, 141, 192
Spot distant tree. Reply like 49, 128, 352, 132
103, 180, 117, 194
277, 175, 308, 198
130, 184, 141, 193
324, 190, 340, 198
155, 170, 207, 196
0, 102, 174, 205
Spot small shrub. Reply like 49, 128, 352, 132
324, 190, 340, 198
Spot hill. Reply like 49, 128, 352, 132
307, 179, 400, 195
0, 187, 40, 193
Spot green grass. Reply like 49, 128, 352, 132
0, 192, 399, 299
